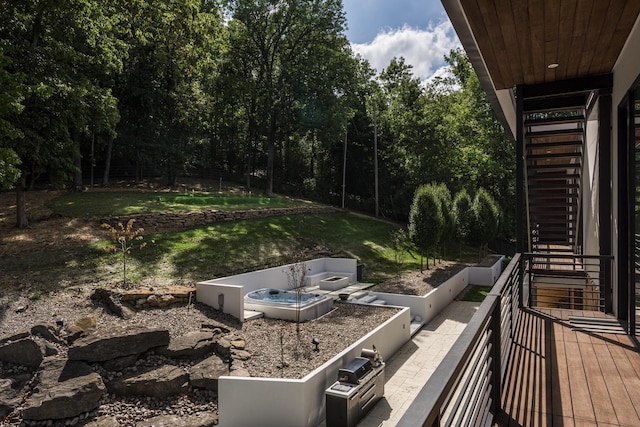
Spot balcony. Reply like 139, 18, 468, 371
397, 254, 640, 427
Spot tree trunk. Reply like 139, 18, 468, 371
245, 152, 252, 190
16, 174, 28, 229
265, 131, 275, 196
73, 155, 83, 191
102, 137, 112, 186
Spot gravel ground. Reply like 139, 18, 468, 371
0, 286, 399, 426
0, 288, 398, 380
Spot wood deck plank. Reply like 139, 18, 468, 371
577, 341, 617, 424
552, 330, 575, 418
499, 308, 640, 427
592, 342, 640, 426
608, 344, 640, 421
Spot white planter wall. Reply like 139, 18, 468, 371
371, 256, 504, 327
207, 256, 504, 426
218, 307, 411, 427
197, 258, 357, 320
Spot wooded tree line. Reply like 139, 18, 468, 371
0, 0, 514, 233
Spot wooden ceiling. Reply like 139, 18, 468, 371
459, 0, 640, 90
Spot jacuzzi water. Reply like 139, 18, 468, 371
247, 288, 319, 304
244, 288, 333, 321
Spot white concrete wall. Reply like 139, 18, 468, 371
197, 258, 357, 320
218, 307, 411, 427
195, 284, 244, 320
468, 256, 505, 286
611, 16, 640, 316
583, 102, 600, 258
371, 257, 504, 326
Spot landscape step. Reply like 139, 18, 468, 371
358, 294, 378, 304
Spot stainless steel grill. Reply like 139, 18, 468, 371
325, 349, 385, 427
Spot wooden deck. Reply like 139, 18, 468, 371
497, 308, 640, 426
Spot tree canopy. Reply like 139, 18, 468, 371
0, 2, 514, 234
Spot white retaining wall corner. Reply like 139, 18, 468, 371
217, 307, 411, 427
197, 258, 358, 321
468, 256, 505, 286
196, 283, 244, 320
370, 256, 505, 327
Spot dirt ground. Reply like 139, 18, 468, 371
0, 190, 104, 258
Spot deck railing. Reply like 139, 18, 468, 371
523, 252, 613, 311
397, 254, 522, 427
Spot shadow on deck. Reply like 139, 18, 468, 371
496, 308, 640, 426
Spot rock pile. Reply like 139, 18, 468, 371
91, 286, 196, 314
0, 317, 247, 426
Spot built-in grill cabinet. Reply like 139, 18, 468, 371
325, 354, 385, 427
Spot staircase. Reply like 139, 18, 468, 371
525, 108, 586, 253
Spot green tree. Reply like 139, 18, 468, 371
408, 184, 444, 271
223, 0, 348, 196
0, 0, 124, 227
434, 183, 454, 260
114, 0, 222, 187
453, 189, 474, 254
0, 46, 23, 190
377, 57, 427, 218
470, 188, 500, 258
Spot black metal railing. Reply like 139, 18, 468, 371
523, 252, 613, 311
397, 254, 522, 427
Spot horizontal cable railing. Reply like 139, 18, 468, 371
397, 254, 522, 427
523, 252, 613, 311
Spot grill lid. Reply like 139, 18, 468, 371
337, 357, 372, 384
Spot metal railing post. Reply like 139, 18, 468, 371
491, 295, 502, 415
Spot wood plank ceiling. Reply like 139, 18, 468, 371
460, 0, 640, 90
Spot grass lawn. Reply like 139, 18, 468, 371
3, 189, 472, 291
118, 212, 414, 284
460, 285, 492, 302
47, 191, 307, 217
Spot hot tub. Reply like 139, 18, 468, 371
244, 288, 334, 321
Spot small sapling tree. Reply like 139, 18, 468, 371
102, 219, 149, 287
286, 256, 310, 338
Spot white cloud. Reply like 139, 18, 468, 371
351, 19, 461, 83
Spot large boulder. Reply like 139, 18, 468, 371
65, 316, 97, 344
136, 412, 218, 427
91, 288, 136, 319
82, 415, 120, 427
0, 338, 43, 368
68, 327, 169, 362
0, 331, 29, 344
157, 331, 218, 359
107, 364, 188, 398
22, 357, 105, 420
0, 374, 31, 418
31, 323, 64, 345
189, 355, 228, 391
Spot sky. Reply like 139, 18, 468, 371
342, 0, 461, 83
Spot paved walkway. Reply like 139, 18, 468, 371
355, 300, 482, 427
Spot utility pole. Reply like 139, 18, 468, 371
342, 129, 347, 209
374, 104, 379, 217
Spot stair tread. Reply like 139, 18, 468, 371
525, 115, 585, 126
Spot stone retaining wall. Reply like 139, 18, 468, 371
101, 205, 343, 234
